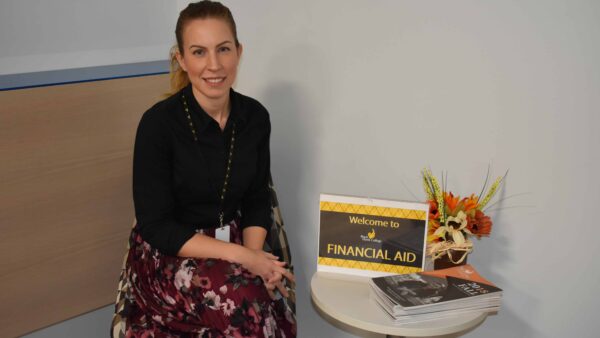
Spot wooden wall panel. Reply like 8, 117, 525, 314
0, 74, 170, 337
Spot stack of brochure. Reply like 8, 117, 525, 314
369, 264, 502, 324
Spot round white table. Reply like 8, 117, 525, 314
311, 272, 488, 338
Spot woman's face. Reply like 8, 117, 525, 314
176, 18, 242, 104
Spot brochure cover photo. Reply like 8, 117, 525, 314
318, 194, 429, 277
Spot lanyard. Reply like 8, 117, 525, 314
182, 93, 236, 229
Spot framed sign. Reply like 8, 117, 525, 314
318, 194, 429, 277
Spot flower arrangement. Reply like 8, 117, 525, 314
422, 167, 506, 266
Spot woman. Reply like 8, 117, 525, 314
120, 1, 296, 337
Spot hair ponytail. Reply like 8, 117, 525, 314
165, 45, 190, 98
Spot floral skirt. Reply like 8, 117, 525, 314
124, 219, 296, 338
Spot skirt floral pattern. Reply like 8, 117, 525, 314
124, 218, 296, 337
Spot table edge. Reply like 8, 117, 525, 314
310, 273, 488, 336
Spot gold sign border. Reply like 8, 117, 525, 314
318, 257, 422, 274
320, 201, 427, 221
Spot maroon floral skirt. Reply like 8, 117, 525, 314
124, 218, 296, 337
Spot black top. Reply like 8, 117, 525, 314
132, 84, 271, 256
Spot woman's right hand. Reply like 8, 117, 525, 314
238, 248, 295, 297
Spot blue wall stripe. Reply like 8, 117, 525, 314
0, 60, 170, 91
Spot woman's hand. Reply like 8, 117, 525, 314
238, 248, 295, 297
264, 270, 295, 299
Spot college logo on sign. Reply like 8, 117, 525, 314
360, 228, 380, 243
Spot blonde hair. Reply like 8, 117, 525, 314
166, 45, 190, 98
165, 0, 240, 97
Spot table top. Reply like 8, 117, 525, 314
310, 271, 488, 337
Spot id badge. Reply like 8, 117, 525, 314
215, 225, 231, 242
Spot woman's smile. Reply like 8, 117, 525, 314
203, 76, 227, 86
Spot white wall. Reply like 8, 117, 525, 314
228, 1, 600, 337
8, 1, 600, 337
0, 0, 177, 75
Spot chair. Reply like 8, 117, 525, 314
110, 175, 295, 337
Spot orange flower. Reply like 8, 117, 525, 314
427, 200, 443, 242
444, 192, 460, 213
462, 194, 480, 212
427, 219, 442, 242
428, 200, 440, 220
467, 210, 493, 237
